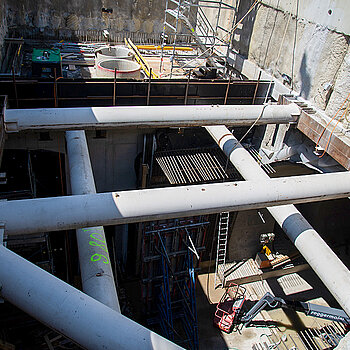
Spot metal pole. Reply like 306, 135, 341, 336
205, 125, 350, 317
1, 172, 350, 235
184, 71, 191, 105
113, 68, 117, 106
66, 130, 120, 312
147, 68, 152, 106
4, 104, 300, 132
252, 70, 262, 105
11, 65, 19, 108
54, 68, 58, 108
0, 245, 184, 350
223, 75, 231, 105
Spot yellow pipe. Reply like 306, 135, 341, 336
136, 45, 193, 51
125, 38, 159, 79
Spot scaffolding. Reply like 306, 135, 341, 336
160, 0, 237, 77
141, 217, 209, 349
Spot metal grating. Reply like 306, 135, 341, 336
155, 147, 238, 185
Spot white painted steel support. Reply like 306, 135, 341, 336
66, 130, 120, 312
205, 125, 350, 317
4, 104, 300, 132
1, 172, 350, 235
0, 245, 184, 350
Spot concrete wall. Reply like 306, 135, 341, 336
4, 0, 165, 39
231, 1, 350, 126
87, 129, 141, 192
0, 0, 7, 64
4, 129, 143, 192
227, 208, 275, 261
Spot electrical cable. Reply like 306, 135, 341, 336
291, 0, 299, 90
318, 99, 350, 158
264, 10, 292, 104
314, 91, 350, 154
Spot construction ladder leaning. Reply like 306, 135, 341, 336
214, 212, 230, 288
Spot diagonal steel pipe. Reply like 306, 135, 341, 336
66, 130, 120, 312
205, 125, 350, 317
0, 244, 183, 350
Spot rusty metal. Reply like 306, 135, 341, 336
184, 71, 191, 105
252, 70, 262, 105
223, 74, 231, 105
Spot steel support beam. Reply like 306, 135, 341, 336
66, 130, 120, 312
4, 104, 300, 132
1, 172, 350, 235
205, 125, 350, 317
0, 245, 183, 350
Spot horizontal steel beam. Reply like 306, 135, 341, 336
1, 172, 349, 235
4, 104, 300, 132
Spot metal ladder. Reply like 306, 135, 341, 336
214, 212, 230, 288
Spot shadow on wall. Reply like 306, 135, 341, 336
299, 52, 311, 99
231, 0, 259, 58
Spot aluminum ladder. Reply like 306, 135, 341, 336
214, 212, 230, 288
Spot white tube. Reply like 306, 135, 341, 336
205, 125, 350, 317
0, 245, 183, 350
1, 172, 349, 235
66, 130, 120, 312
4, 104, 300, 132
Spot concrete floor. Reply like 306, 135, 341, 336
196, 270, 345, 350
197, 272, 273, 350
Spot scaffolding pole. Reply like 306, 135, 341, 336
4, 104, 300, 132
66, 130, 120, 312
0, 245, 184, 350
205, 125, 350, 317
1, 172, 350, 235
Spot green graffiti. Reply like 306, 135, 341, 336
91, 253, 110, 264
86, 229, 110, 264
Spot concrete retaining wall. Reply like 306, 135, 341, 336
232, 1, 350, 126
4, 0, 166, 39
0, 1, 7, 64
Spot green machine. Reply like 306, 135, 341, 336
32, 48, 62, 77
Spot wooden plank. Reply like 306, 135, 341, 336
280, 95, 350, 170
224, 264, 310, 286
297, 111, 350, 170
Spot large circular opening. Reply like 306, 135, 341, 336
97, 59, 141, 78
95, 46, 134, 62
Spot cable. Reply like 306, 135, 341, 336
264, 10, 292, 104
291, 0, 299, 90
314, 91, 350, 155
318, 99, 350, 158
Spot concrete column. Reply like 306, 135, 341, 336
205, 125, 350, 317
1, 172, 350, 235
0, 245, 183, 350
4, 103, 300, 132
66, 130, 120, 312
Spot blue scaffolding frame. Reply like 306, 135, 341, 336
142, 217, 207, 349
